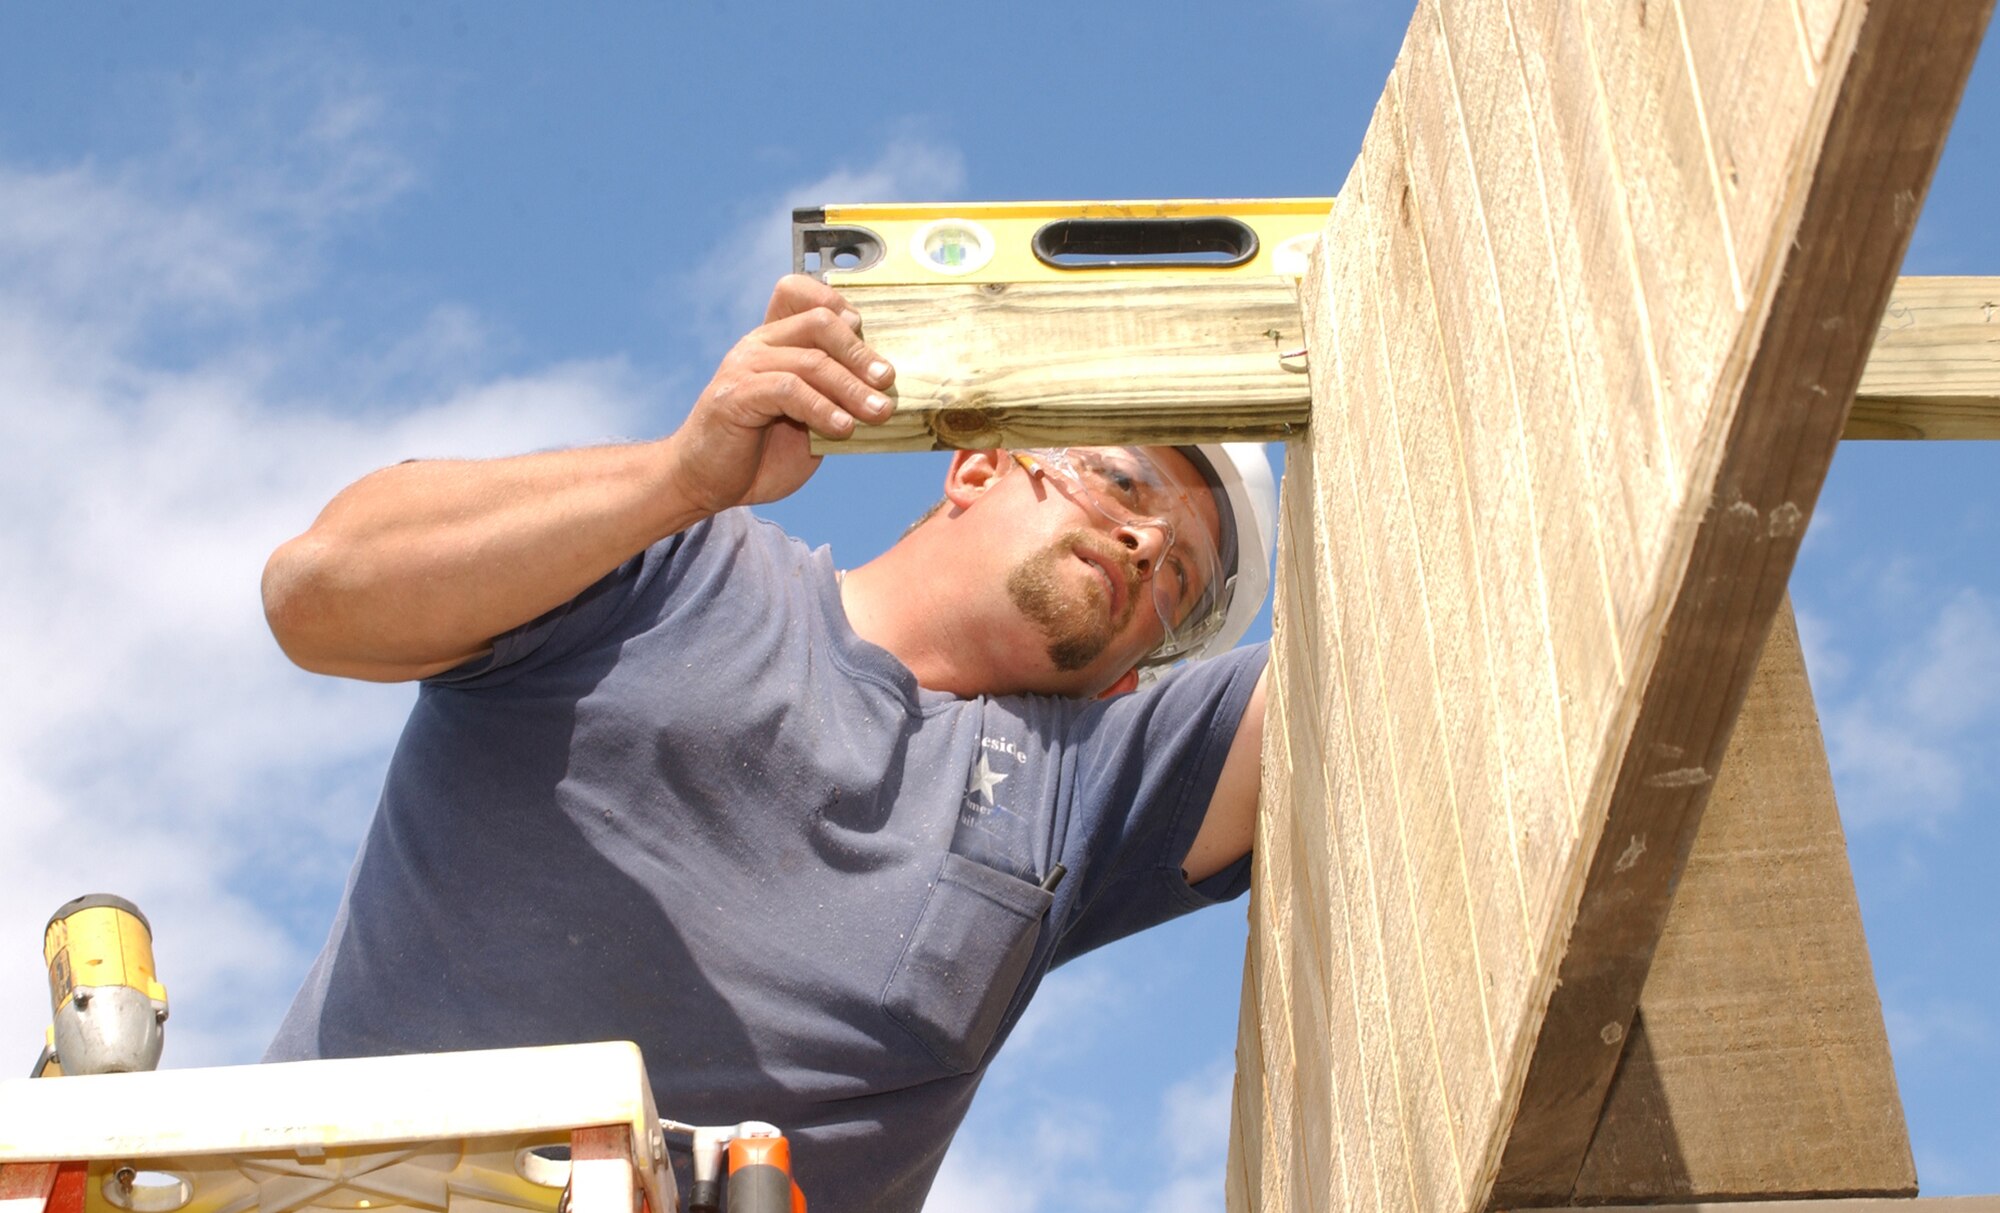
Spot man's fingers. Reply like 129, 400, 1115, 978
737, 370, 862, 439
752, 347, 894, 424
764, 275, 863, 331
757, 307, 895, 390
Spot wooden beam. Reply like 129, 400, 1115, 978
1491, 0, 1988, 1197
817, 272, 1998, 455
1228, 0, 1992, 1211
807, 279, 1309, 454
1569, 600, 1914, 1202
1848, 276, 2000, 438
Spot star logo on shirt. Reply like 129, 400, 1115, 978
967, 754, 1009, 803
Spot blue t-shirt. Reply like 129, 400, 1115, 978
267, 508, 1263, 1213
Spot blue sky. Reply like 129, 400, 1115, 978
0, 4, 1993, 1206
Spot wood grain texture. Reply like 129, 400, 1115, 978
1496, 0, 1988, 1199
805, 280, 1309, 453
1847, 276, 2000, 439
812, 271, 1996, 455
1571, 600, 1914, 1201
1230, 0, 1992, 1209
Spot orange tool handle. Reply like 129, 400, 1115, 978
725, 1136, 806, 1213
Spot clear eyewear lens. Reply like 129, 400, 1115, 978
1015, 448, 1231, 658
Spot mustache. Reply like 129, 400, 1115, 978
1066, 529, 1141, 600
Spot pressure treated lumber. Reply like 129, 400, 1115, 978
1227, 0, 1991, 1210
1569, 600, 1913, 1201
819, 272, 1996, 454
806, 280, 1310, 453
1848, 276, 2000, 438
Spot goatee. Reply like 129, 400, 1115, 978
1006, 531, 1139, 671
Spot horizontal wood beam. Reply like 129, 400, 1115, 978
1848, 275, 2000, 438
809, 279, 1310, 453
818, 275, 1997, 453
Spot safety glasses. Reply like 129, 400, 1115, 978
1011, 447, 1235, 663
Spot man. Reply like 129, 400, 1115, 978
261, 276, 1273, 1212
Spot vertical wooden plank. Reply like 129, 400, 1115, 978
1353, 86, 1493, 1213
1271, 470, 1342, 1213
1284, 448, 1381, 1213
1677, 0, 1819, 271
1797, 0, 1844, 66
1494, 0, 1991, 1200
1259, 458, 1305, 1213
1571, 601, 1916, 1199
1408, 0, 1613, 1098
1225, 964, 1259, 1213
1413, 0, 1629, 850
1242, 0, 1993, 1211
1313, 169, 1436, 1213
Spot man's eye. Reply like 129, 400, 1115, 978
1166, 554, 1192, 608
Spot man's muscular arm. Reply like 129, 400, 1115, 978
1181, 663, 1268, 883
263, 277, 893, 682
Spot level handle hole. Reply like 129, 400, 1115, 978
1031, 217, 1258, 269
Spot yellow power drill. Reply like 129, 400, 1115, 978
31, 894, 169, 1078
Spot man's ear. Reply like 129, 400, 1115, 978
943, 449, 1014, 509
1094, 667, 1142, 700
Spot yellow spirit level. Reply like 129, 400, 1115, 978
793, 198, 1333, 286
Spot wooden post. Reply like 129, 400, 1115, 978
1570, 601, 1914, 1200
1230, 0, 1993, 1209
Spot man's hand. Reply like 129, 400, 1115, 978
664, 275, 896, 514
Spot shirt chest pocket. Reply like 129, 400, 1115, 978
882, 852, 1054, 1074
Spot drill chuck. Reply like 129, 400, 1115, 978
40, 894, 168, 1076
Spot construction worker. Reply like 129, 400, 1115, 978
260, 275, 1274, 1213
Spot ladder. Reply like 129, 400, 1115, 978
0, 1044, 673, 1213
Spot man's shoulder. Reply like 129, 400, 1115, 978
679, 506, 816, 561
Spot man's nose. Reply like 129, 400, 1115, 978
1113, 522, 1171, 579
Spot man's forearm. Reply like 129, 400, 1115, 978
264, 276, 893, 682
263, 439, 705, 681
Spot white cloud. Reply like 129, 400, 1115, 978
0, 37, 419, 343
0, 163, 278, 324
1000, 965, 1127, 1062
1792, 603, 1850, 690
680, 132, 967, 343
1896, 589, 2000, 729
925, 1049, 1238, 1213
925, 1103, 1116, 1213
0, 47, 653, 1069
1883, 996, 1996, 1058
1142, 1061, 1235, 1213
1821, 587, 2000, 831
1915, 1145, 1974, 1197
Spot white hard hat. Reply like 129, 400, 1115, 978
1166, 441, 1277, 664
